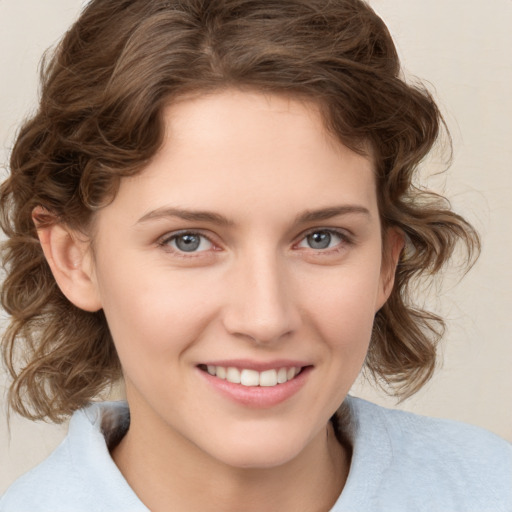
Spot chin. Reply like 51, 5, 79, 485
204, 424, 316, 470
217, 446, 302, 470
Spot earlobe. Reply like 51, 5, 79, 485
376, 227, 405, 311
33, 208, 102, 312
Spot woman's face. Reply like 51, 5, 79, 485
85, 90, 397, 468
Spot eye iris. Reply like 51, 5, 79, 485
176, 234, 201, 252
307, 231, 331, 249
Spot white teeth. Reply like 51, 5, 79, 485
226, 367, 241, 384
205, 365, 302, 387
277, 367, 288, 384
259, 369, 278, 387
240, 369, 259, 386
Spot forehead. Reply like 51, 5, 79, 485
164, 89, 368, 170
98, 90, 378, 228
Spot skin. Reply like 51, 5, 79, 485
37, 90, 402, 512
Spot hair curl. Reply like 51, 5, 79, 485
1, 0, 479, 422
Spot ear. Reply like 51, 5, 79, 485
33, 207, 102, 312
375, 227, 405, 311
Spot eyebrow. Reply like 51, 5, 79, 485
136, 205, 371, 226
137, 207, 235, 226
295, 205, 371, 224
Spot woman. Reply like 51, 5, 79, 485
1, 0, 510, 510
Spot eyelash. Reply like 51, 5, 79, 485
157, 228, 353, 258
296, 228, 353, 255
158, 230, 217, 259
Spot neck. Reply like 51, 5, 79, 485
111, 406, 350, 512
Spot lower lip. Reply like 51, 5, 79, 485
197, 367, 312, 408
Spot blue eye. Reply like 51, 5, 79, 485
164, 232, 213, 253
298, 230, 345, 250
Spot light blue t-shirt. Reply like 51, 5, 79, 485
1, 396, 511, 511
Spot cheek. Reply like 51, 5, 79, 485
96, 260, 219, 359
302, 264, 381, 345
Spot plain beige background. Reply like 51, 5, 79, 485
1, 0, 511, 493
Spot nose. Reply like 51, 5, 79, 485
222, 249, 301, 345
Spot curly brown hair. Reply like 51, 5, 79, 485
0, 0, 479, 423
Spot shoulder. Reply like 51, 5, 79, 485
365, 398, 511, 469
346, 395, 512, 461
1, 436, 77, 511
337, 397, 512, 512
0, 402, 147, 512
0, 420, 102, 512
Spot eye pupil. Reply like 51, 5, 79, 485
307, 231, 331, 249
176, 234, 200, 252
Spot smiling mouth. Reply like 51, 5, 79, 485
197, 365, 305, 387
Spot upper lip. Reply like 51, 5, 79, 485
198, 359, 311, 372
